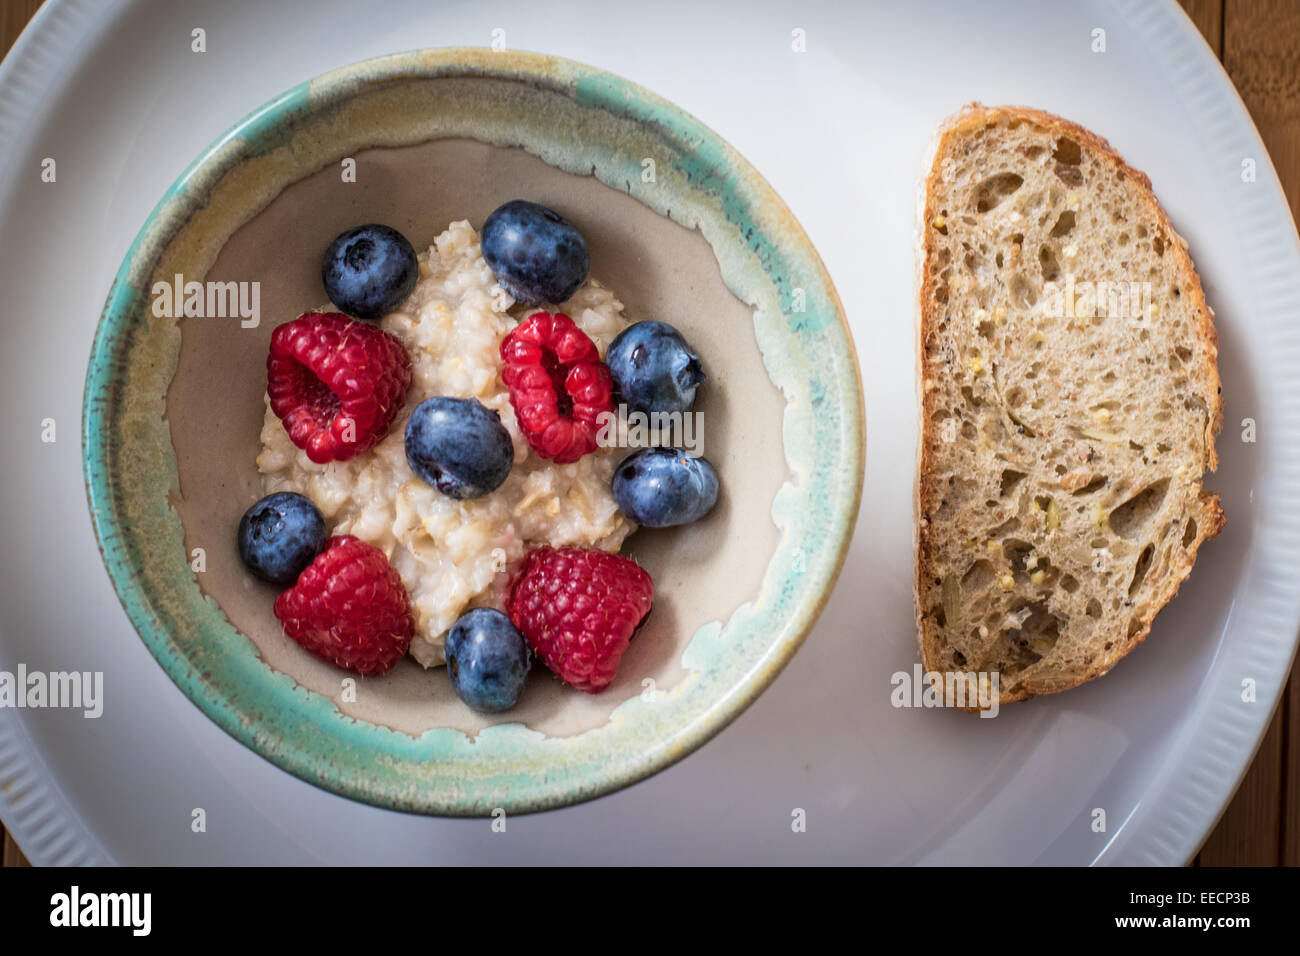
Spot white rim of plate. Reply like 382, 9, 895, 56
0, 0, 1296, 866
0, 0, 118, 867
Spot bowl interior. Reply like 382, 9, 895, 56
169, 136, 786, 737
85, 49, 863, 814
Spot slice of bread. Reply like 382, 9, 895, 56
915, 104, 1224, 709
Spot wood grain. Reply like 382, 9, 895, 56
1180, 0, 1225, 57
1226, 0, 1300, 229
3, 829, 31, 868
0, 0, 43, 51
0, 0, 1294, 869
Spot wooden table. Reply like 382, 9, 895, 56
0, 0, 1296, 867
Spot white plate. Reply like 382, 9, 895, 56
1, 0, 1296, 865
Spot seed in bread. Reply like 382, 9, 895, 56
915, 104, 1224, 709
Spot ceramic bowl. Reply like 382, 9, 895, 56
83, 48, 864, 815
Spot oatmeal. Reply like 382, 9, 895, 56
257, 221, 635, 666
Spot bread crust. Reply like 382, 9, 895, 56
915, 104, 1225, 709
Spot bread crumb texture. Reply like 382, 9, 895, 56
917, 105, 1224, 707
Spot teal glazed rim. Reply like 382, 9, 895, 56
82, 48, 865, 815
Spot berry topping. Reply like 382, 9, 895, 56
267, 311, 412, 464
506, 547, 654, 693
605, 321, 706, 416
481, 200, 589, 307
237, 492, 328, 585
500, 311, 614, 464
322, 224, 419, 320
404, 397, 514, 499
612, 447, 719, 528
273, 535, 413, 676
445, 608, 532, 713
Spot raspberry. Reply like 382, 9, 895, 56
273, 535, 413, 676
506, 547, 654, 693
267, 312, 411, 464
500, 312, 613, 464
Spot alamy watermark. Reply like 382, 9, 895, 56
152, 274, 260, 328
891, 663, 1000, 717
1042, 276, 1154, 321
50, 886, 150, 935
0, 665, 103, 718
595, 404, 704, 457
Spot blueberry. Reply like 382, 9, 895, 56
612, 447, 719, 528
605, 321, 705, 416
237, 492, 328, 584
445, 608, 531, 713
481, 200, 589, 307
322, 224, 418, 320
404, 397, 514, 499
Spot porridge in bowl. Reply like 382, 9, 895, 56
85, 52, 863, 814
257, 220, 635, 666
242, 202, 717, 712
